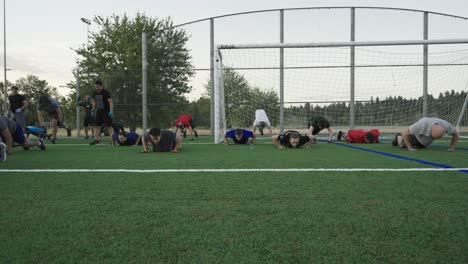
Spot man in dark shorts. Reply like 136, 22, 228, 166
224, 128, 256, 145
78, 95, 95, 139
8, 86, 28, 127
272, 128, 314, 149
174, 114, 198, 141
37, 95, 72, 144
90, 80, 114, 145
308, 116, 334, 142
392, 117, 458, 152
0, 115, 46, 161
142, 128, 182, 153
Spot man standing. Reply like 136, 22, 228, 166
78, 95, 95, 139
8, 86, 28, 127
392, 117, 458, 152
90, 80, 114, 145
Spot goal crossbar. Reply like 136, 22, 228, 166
217, 38, 468, 50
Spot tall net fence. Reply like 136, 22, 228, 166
214, 43, 468, 141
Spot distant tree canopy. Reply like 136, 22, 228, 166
74, 13, 194, 130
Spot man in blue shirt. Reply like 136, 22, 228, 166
224, 128, 256, 145
112, 131, 141, 146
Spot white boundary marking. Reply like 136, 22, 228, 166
0, 168, 467, 173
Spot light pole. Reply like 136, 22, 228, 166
3, 0, 6, 114
80, 17, 91, 49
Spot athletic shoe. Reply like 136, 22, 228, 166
38, 139, 46, 150
51, 138, 57, 144
194, 130, 198, 138
0, 142, 6, 162
23, 146, 30, 151
183, 131, 187, 138
190, 138, 195, 141
67, 127, 72, 137
337, 130, 343, 141
84, 136, 89, 139
392, 133, 401, 146
89, 140, 100, 145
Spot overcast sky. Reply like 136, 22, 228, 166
2, 0, 468, 96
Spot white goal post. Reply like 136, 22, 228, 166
213, 38, 468, 143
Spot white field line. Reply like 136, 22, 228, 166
46, 140, 468, 146
0, 168, 467, 173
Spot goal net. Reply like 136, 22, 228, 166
213, 40, 468, 143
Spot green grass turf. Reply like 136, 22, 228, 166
1, 136, 468, 262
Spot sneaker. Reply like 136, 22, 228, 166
190, 138, 195, 141
23, 146, 30, 151
51, 138, 57, 144
183, 131, 187, 138
89, 140, 100, 145
0, 142, 6, 162
67, 128, 72, 137
392, 133, 401, 146
337, 130, 343, 141
84, 136, 89, 139
194, 130, 198, 138
38, 139, 46, 150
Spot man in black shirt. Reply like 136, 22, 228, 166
308, 116, 334, 142
90, 80, 114, 145
8, 86, 28, 127
272, 129, 314, 149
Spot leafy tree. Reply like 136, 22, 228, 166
75, 13, 193, 130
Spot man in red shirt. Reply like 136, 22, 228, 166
337, 129, 379, 143
174, 114, 198, 141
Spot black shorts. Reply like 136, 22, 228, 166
95, 109, 112, 127
409, 135, 426, 149
83, 114, 95, 126
48, 111, 59, 121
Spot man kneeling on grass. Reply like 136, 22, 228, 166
224, 128, 256, 145
272, 128, 314, 149
337, 129, 380, 143
142, 128, 182, 153
0, 115, 46, 161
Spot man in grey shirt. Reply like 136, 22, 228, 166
141, 128, 182, 153
393, 117, 459, 152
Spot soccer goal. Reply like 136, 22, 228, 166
213, 39, 468, 143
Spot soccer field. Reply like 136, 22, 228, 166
1, 136, 468, 263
